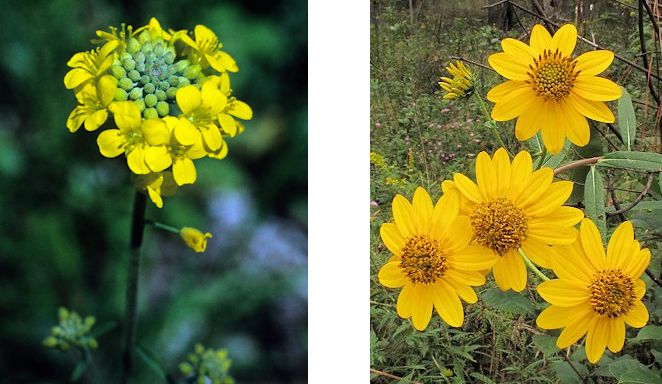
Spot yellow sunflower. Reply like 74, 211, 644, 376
442, 148, 583, 292
487, 24, 621, 154
377, 187, 497, 331
536, 219, 650, 363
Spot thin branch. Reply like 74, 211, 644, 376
561, 352, 589, 384
611, 0, 638, 10
638, 0, 660, 104
645, 269, 662, 287
482, 0, 508, 8
606, 172, 655, 216
606, 172, 627, 222
553, 157, 602, 176
590, 121, 620, 150
449, 55, 493, 71
370, 368, 424, 384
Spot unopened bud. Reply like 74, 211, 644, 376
141, 75, 151, 85
115, 88, 128, 101
145, 94, 158, 107
128, 70, 141, 82
164, 51, 175, 65
144, 107, 158, 119
173, 59, 190, 73
155, 90, 166, 101
43, 336, 58, 348
166, 87, 178, 99
156, 101, 170, 116
110, 65, 126, 79
122, 58, 136, 71
127, 37, 141, 54
133, 51, 146, 63
134, 98, 146, 112
129, 87, 143, 100
144, 83, 156, 94
118, 78, 134, 91
184, 65, 201, 80
179, 362, 193, 375
178, 77, 190, 87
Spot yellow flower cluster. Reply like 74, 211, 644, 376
439, 60, 474, 100
64, 18, 253, 208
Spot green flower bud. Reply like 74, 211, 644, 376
173, 59, 190, 73
145, 94, 158, 107
195, 343, 204, 354
58, 307, 69, 321
179, 362, 193, 375
129, 87, 143, 100
184, 65, 201, 80
113, 58, 122, 66
140, 41, 153, 54
156, 101, 170, 117
144, 83, 156, 94
166, 87, 178, 99
110, 65, 126, 79
155, 90, 166, 101
119, 78, 134, 91
135, 62, 146, 72
154, 43, 165, 56
128, 70, 141, 82
178, 77, 190, 87
122, 58, 135, 71
146, 51, 156, 62
159, 81, 170, 90
143, 107, 159, 119
120, 51, 132, 61
140, 75, 151, 85
87, 339, 98, 349
127, 37, 141, 54
115, 88, 128, 101
134, 99, 146, 112
138, 30, 151, 44
84, 316, 96, 329
164, 51, 175, 65
167, 76, 179, 87
43, 336, 58, 348
133, 51, 146, 63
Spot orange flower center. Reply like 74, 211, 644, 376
527, 49, 578, 101
470, 198, 528, 255
400, 234, 448, 285
588, 270, 636, 318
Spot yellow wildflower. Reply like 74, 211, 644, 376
179, 25, 238, 73
132, 171, 178, 208
175, 83, 227, 152
64, 41, 119, 90
439, 60, 474, 99
66, 76, 117, 132
180, 227, 212, 253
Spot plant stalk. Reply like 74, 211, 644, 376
474, 92, 511, 155
120, 191, 147, 384
518, 248, 550, 282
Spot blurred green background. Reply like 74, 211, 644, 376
0, 0, 307, 382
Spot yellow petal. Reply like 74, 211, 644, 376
141, 119, 170, 145
540, 103, 565, 154
536, 304, 589, 329
475, 151, 497, 200
527, 222, 578, 245
176, 86, 202, 114
544, 206, 584, 227
174, 118, 198, 146
431, 280, 463, 327
443, 215, 472, 252
453, 173, 483, 204
229, 100, 253, 120
444, 277, 478, 304
110, 101, 142, 131
215, 50, 239, 72
560, 98, 590, 147
201, 81, 227, 113
173, 157, 197, 185
97, 75, 118, 107
623, 248, 651, 280
487, 80, 529, 103
96, 129, 125, 158
537, 279, 589, 307
410, 285, 433, 331
574, 50, 614, 76
84, 109, 108, 132
556, 310, 596, 348
585, 317, 609, 363
488, 52, 531, 81
147, 187, 164, 208
572, 77, 622, 101
507, 151, 533, 201
491, 87, 536, 121
515, 167, 553, 207
64, 68, 93, 89
551, 24, 577, 56
430, 188, 459, 240
523, 180, 573, 217
380, 222, 404, 255
218, 114, 238, 136
492, 251, 526, 292
530, 24, 552, 54
501, 38, 535, 59
634, 279, 647, 300
144, 145, 172, 172
552, 242, 596, 282
607, 221, 634, 268
514, 97, 544, 141
194, 24, 217, 45
412, 187, 433, 232
606, 318, 625, 353
127, 146, 150, 174
66, 106, 88, 133
580, 218, 607, 271
445, 269, 485, 286
567, 92, 615, 123
520, 239, 553, 269
624, 300, 649, 328
392, 195, 417, 238
201, 125, 223, 151
453, 244, 499, 271
493, 148, 511, 197
378, 261, 407, 288
396, 284, 413, 318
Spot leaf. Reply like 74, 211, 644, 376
470, 372, 497, 384
481, 288, 535, 316
598, 151, 662, 172
542, 141, 570, 169
584, 165, 606, 241
634, 325, 662, 341
551, 361, 587, 384
70, 359, 88, 382
617, 87, 636, 151
532, 334, 558, 357
135, 345, 167, 379
594, 354, 660, 383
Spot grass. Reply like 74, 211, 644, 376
370, 2, 662, 383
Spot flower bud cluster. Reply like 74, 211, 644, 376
179, 343, 234, 384
64, 18, 253, 208
42, 307, 98, 351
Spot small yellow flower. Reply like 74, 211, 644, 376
206, 74, 253, 138
66, 76, 117, 132
442, 148, 583, 292
487, 24, 621, 153
378, 187, 494, 330
536, 219, 650, 363
132, 171, 178, 208
153, 116, 208, 186
179, 25, 238, 73
439, 60, 474, 100
96, 101, 170, 174
180, 227, 212, 253
175, 83, 227, 152
64, 41, 119, 90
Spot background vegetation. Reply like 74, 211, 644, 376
0, 0, 307, 382
370, 1, 661, 383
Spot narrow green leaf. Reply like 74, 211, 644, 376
135, 345, 167, 379
70, 359, 88, 382
634, 325, 662, 341
584, 165, 606, 240
617, 87, 636, 151
598, 151, 662, 172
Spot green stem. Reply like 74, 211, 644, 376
535, 145, 547, 170
145, 219, 180, 234
120, 191, 147, 384
474, 92, 511, 155
517, 248, 550, 282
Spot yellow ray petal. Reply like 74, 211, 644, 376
551, 24, 577, 56
493, 148, 511, 197
378, 261, 407, 288
624, 300, 649, 328
556, 310, 596, 348
523, 181, 573, 217
488, 52, 532, 81
606, 318, 625, 353
392, 195, 417, 238
443, 216, 472, 252
492, 251, 526, 292
453, 244, 499, 271
567, 92, 615, 123
560, 97, 590, 147
586, 317, 609, 363
487, 80, 529, 103
574, 50, 614, 76
475, 151, 497, 200
412, 187, 433, 232
540, 102, 566, 154
430, 189, 459, 240
396, 284, 414, 318
580, 218, 607, 271
536, 304, 589, 329
537, 279, 589, 307
606, 221, 634, 268
551, 245, 594, 283
410, 285, 433, 330
491, 87, 537, 121
380, 222, 404, 255
444, 277, 478, 304
515, 168, 553, 208
453, 173, 484, 204
573, 77, 622, 101
520, 238, 553, 269
543, 206, 584, 227
445, 269, 485, 286
431, 280, 463, 327
501, 38, 535, 59
530, 24, 552, 54
507, 151, 533, 201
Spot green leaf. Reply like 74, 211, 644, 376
584, 165, 606, 240
594, 354, 660, 383
532, 334, 558, 357
481, 288, 535, 316
634, 325, 662, 341
617, 87, 636, 151
551, 361, 587, 384
70, 359, 88, 382
598, 151, 662, 172
135, 345, 167, 379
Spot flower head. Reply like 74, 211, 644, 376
179, 343, 233, 383
439, 60, 474, 100
536, 219, 650, 363
66, 76, 117, 132
487, 24, 621, 153
132, 171, 178, 208
179, 25, 238, 73
442, 148, 583, 292
180, 227, 212, 253
378, 187, 495, 330
64, 41, 119, 90
43, 307, 98, 351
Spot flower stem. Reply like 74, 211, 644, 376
145, 219, 180, 234
518, 248, 550, 282
535, 145, 547, 170
120, 191, 147, 384
474, 92, 511, 156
